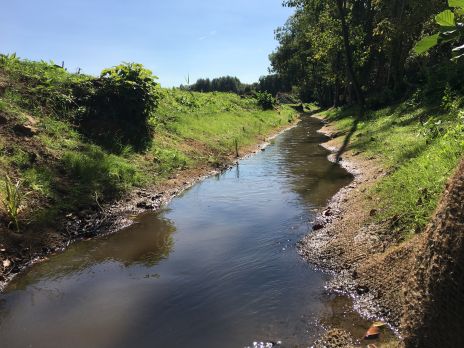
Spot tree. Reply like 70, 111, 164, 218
335, 0, 365, 112
190, 76, 244, 94
271, 0, 443, 107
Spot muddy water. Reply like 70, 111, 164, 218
1, 116, 369, 347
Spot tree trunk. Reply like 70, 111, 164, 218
334, 0, 364, 162
335, 0, 365, 115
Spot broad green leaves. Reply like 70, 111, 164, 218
449, 0, 464, 8
415, 34, 439, 54
414, 2, 464, 55
450, 0, 464, 15
435, 10, 456, 27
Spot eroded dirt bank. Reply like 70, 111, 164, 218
300, 114, 464, 347
299, 115, 408, 329
0, 119, 299, 291
401, 158, 464, 348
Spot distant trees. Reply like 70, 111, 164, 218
257, 74, 292, 96
187, 74, 293, 97
189, 76, 250, 94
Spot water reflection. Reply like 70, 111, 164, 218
279, 117, 352, 207
7, 213, 176, 291
0, 115, 356, 348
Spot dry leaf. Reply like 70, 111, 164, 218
364, 325, 380, 339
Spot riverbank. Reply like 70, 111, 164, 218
0, 57, 299, 290
0, 112, 357, 348
0, 115, 299, 291
301, 104, 464, 346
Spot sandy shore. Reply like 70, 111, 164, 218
299, 114, 406, 346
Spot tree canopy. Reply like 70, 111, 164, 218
269, 0, 462, 107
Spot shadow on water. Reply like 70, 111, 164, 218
0, 115, 382, 348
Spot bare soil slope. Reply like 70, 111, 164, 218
401, 159, 464, 347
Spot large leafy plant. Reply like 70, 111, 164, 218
80, 63, 161, 152
415, 0, 464, 58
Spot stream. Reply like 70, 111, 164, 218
0, 116, 381, 347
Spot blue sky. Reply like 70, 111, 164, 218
1, 0, 294, 87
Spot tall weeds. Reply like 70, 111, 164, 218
1, 175, 24, 232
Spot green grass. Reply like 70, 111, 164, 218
0, 57, 298, 227
323, 104, 464, 238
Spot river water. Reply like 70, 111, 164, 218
0, 116, 364, 347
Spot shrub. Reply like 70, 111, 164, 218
255, 91, 276, 110
79, 63, 161, 152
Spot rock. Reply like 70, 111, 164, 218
26, 115, 38, 125
313, 223, 325, 231
13, 124, 37, 137
356, 285, 370, 295
2, 259, 11, 268
136, 201, 154, 210
324, 208, 333, 217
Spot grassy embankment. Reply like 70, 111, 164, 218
0, 57, 297, 233
321, 102, 464, 239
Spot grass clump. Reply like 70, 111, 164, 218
1, 175, 26, 231
61, 145, 145, 202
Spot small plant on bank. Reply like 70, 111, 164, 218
1, 175, 26, 232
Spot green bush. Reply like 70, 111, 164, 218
79, 63, 161, 153
255, 91, 276, 110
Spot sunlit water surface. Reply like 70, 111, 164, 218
0, 117, 364, 347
